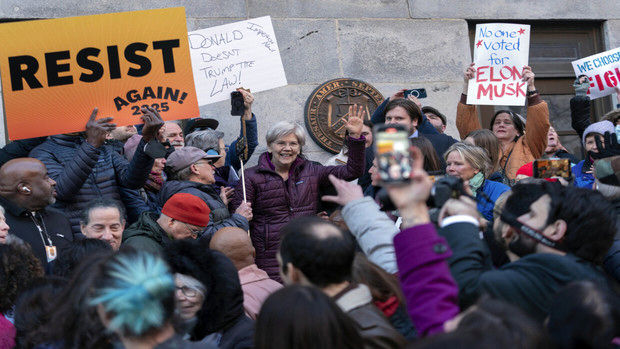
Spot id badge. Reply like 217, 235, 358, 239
45, 245, 57, 262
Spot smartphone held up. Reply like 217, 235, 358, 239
375, 124, 413, 183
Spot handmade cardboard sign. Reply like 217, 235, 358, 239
0, 7, 199, 140
572, 47, 620, 100
188, 16, 287, 106
467, 23, 531, 106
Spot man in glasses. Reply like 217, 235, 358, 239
122, 192, 210, 255
159, 147, 252, 242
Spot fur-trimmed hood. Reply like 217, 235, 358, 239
164, 239, 245, 340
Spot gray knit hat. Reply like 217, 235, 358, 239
582, 120, 615, 146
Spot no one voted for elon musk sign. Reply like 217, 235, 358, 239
8, 40, 180, 91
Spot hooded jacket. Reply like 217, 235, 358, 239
164, 239, 253, 349
230, 136, 365, 281
121, 211, 170, 255
30, 135, 153, 235
158, 180, 249, 239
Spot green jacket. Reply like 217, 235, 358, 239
122, 212, 170, 255
440, 222, 610, 322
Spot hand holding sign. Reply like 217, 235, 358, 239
140, 106, 165, 142
85, 108, 116, 148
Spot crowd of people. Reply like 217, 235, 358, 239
0, 63, 619, 349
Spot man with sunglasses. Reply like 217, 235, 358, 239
158, 146, 252, 242
122, 192, 210, 255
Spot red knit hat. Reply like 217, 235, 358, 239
161, 193, 210, 227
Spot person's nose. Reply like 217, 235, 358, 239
49, 178, 57, 186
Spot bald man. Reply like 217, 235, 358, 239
210, 227, 282, 319
0, 158, 73, 271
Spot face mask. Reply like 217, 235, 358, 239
615, 125, 620, 142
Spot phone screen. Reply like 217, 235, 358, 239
533, 159, 572, 179
375, 127, 412, 183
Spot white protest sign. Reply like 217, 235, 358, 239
571, 48, 620, 100
188, 16, 287, 106
467, 23, 530, 106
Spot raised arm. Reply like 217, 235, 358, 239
227, 88, 259, 171
521, 66, 550, 158
30, 108, 114, 200
456, 63, 482, 139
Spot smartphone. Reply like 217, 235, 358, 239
230, 91, 245, 116
404, 88, 427, 99
374, 124, 412, 183
533, 159, 572, 179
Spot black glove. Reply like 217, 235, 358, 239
591, 132, 620, 160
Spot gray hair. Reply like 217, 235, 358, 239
444, 143, 492, 178
174, 166, 194, 181
185, 129, 224, 151
265, 121, 306, 149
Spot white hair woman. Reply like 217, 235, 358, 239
231, 105, 367, 281
444, 143, 510, 221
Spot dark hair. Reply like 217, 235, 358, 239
410, 137, 442, 173
14, 276, 67, 348
504, 183, 548, 218
412, 297, 547, 349
280, 217, 355, 288
384, 99, 423, 124
490, 110, 525, 140
53, 238, 113, 278
35, 251, 115, 348
0, 240, 44, 313
547, 281, 620, 349
352, 253, 405, 304
544, 184, 616, 263
466, 129, 501, 173
255, 285, 363, 349
80, 198, 126, 226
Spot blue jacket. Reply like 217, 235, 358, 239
573, 160, 595, 189
30, 135, 154, 235
476, 180, 510, 221
225, 114, 259, 171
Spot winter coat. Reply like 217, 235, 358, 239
393, 223, 459, 336
119, 186, 161, 225
342, 197, 399, 274
0, 136, 46, 168
0, 195, 73, 271
164, 240, 254, 349
238, 264, 283, 320
30, 135, 153, 235
333, 284, 406, 348
121, 212, 171, 255
457, 94, 550, 181
159, 180, 249, 239
570, 95, 591, 139
231, 136, 365, 281
440, 221, 611, 322
476, 180, 510, 221
573, 159, 595, 189
225, 114, 259, 172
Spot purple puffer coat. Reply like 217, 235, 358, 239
231, 136, 365, 282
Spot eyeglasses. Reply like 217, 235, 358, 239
176, 285, 201, 298
181, 222, 204, 236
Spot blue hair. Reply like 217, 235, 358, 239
89, 250, 174, 337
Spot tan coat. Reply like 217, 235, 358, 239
456, 94, 550, 180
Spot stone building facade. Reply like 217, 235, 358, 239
0, 0, 619, 164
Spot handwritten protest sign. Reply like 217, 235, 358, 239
188, 16, 287, 106
467, 23, 531, 106
0, 7, 199, 140
572, 47, 620, 100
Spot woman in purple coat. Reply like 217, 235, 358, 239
232, 105, 366, 282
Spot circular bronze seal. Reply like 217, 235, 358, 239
304, 78, 384, 154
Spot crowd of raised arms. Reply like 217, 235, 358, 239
0, 63, 619, 349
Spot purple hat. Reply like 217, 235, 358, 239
582, 120, 615, 146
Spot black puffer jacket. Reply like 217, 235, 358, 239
30, 135, 153, 236
165, 239, 254, 349
159, 180, 249, 240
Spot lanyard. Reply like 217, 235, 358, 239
29, 212, 52, 247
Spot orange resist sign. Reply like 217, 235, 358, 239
0, 7, 199, 140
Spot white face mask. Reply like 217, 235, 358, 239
615, 124, 620, 141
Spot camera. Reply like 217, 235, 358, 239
376, 176, 467, 213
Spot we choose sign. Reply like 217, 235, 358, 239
0, 7, 199, 140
